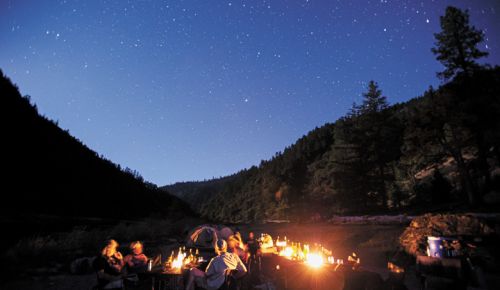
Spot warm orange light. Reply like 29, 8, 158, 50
276, 240, 287, 247
388, 262, 404, 273
172, 251, 185, 269
279, 246, 294, 258
274, 237, 340, 268
306, 253, 323, 268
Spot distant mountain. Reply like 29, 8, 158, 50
0, 70, 191, 219
165, 175, 237, 212
163, 68, 500, 222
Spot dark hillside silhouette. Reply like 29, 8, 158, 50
0, 70, 190, 220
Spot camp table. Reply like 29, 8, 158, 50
263, 253, 345, 290
144, 266, 187, 290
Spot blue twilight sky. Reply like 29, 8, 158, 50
1, 0, 499, 185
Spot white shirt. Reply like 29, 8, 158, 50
205, 252, 247, 290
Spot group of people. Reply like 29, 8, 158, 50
93, 231, 263, 290
93, 239, 149, 289
186, 231, 261, 290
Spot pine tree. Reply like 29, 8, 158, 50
432, 6, 488, 80
359, 81, 388, 114
337, 81, 402, 210
358, 81, 396, 209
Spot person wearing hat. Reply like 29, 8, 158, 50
186, 239, 247, 290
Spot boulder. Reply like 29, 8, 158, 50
399, 214, 494, 256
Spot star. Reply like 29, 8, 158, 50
2, 0, 498, 186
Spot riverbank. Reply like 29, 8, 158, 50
4, 213, 500, 290
1, 222, 408, 290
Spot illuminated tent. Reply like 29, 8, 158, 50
186, 225, 234, 249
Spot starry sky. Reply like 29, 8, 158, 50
1, 1, 499, 185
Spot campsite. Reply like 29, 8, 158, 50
1, 220, 407, 290
2, 214, 500, 290
2, 1, 500, 289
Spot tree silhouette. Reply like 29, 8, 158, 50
359, 80, 388, 114
432, 6, 488, 80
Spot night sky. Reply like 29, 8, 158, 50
1, 1, 499, 185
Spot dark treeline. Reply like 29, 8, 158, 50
163, 6, 500, 222
0, 71, 191, 220
166, 175, 239, 212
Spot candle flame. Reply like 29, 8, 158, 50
172, 251, 185, 269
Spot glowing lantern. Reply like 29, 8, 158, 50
274, 236, 346, 269
306, 253, 324, 268
279, 246, 294, 258
276, 239, 287, 247
172, 251, 186, 269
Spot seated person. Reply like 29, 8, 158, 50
186, 239, 247, 290
234, 232, 245, 249
124, 241, 148, 273
93, 239, 125, 290
259, 234, 276, 254
227, 235, 247, 262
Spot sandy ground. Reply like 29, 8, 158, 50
1, 223, 416, 290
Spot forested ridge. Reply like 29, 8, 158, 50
165, 67, 500, 223
163, 7, 500, 223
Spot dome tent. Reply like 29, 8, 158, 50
185, 224, 234, 249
